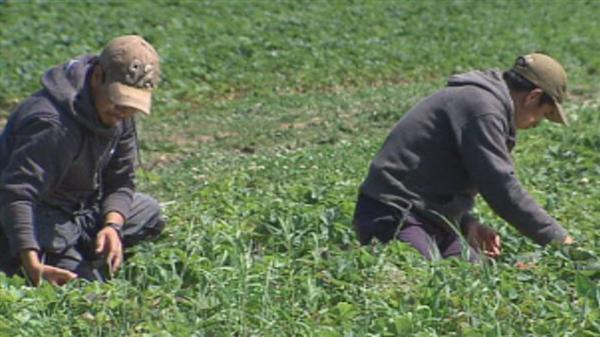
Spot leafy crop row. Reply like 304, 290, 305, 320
1, 1, 599, 336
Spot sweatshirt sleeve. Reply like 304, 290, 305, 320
457, 114, 567, 245
100, 118, 136, 220
459, 212, 478, 233
0, 117, 72, 256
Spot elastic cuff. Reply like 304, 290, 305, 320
12, 242, 40, 258
535, 225, 568, 246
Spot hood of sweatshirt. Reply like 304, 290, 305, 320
447, 69, 516, 132
41, 55, 115, 138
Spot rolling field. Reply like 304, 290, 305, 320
1, 1, 600, 336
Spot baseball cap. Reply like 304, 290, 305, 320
511, 53, 568, 125
98, 35, 160, 115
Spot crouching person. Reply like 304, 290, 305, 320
0, 35, 166, 285
354, 53, 574, 262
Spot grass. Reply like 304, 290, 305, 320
1, 0, 600, 336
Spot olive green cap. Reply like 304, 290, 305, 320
512, 53, 568, 125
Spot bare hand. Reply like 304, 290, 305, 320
20, 250, 77, 286
95, 226, 123, 274
465, 222, 502, 258
37, 265, 78, 286
562, 235, 575, 245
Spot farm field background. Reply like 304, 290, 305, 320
1, 0, 600, 336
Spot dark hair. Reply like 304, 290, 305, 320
502, 69, 554, 106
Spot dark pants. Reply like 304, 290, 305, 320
353, 194, 479, 262
0, 192, 165, 281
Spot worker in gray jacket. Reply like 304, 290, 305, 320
0, 35, 165, 285
354, 53, 574, 261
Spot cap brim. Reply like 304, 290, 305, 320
546, 101, 568, 126
105, 82, 152, 115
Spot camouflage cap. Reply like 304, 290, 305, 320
98, 35, 160, 115
512, 53, 568, 125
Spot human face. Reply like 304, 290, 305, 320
514, 89, 556, 130
96, 102, 139, 127
91, 66, 141, 127
515, 102, 555, 129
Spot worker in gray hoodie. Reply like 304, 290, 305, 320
354, 53, 574, 261
0, 35, 165, 285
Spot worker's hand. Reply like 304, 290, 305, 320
464, 222, 502, 258
37, 265, 78, 286
562, 235, 575, 245
20, 250, 77, 286
95, 226, 123, 274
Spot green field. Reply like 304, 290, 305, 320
1, 0, 600, 336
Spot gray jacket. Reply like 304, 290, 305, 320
0, 55, 137, 256
360, 69, 567, 245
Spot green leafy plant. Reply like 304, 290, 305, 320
1, 1, 600, 336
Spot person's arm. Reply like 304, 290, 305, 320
0, 115, 77, 283
457, 114, 568, 245
95, 118, 136, 273
100, 117, 136, 222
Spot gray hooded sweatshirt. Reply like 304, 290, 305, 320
0, 55, 137, 256
360, 70, 567, 245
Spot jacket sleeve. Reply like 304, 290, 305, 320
0, 117, 72, 256
459, 212, 478, 233
100, 118, 136, 220
457, 114, 567, 245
